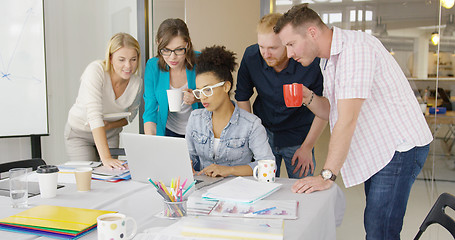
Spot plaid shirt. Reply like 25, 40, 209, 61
321, 27, 433, 187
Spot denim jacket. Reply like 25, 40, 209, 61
185, 102, 274, 171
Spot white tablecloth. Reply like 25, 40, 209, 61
0, 177, 345, 240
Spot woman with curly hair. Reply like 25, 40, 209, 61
185, 46, 274, 177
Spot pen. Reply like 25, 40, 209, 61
181, 178, 188, 189
176, 176, 180, 192
252, 207, 276, 214
147, 178, 159, 190
182, 180, 197, 197
159, 181, 175, 202
121, 161, 128, 166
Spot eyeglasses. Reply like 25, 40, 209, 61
160, 46, 187, 56
192, 81, 226, 99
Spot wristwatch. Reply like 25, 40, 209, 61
320, 169, 337, 181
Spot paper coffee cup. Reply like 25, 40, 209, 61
36, 165, 59, 198
75, 167, 92, 192
167, 89, 183, 112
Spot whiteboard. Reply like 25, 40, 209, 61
0, 0, 48, 137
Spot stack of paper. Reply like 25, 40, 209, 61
92, 166, 131, 182
202, 177, 282, 204
0, 205, 115, 239
180, 216, 284, 240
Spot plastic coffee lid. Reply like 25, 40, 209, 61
36, 165, 59, 173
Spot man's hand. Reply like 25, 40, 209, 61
291, 175, 333, 194
198, 164, 231, 177
291, 146, 314, 177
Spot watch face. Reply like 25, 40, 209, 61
322, 170, 332, 179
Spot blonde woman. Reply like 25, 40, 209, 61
65, 33, 143, 169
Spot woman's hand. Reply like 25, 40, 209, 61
182, 89, 198, 105
102, 157, 127, 170
198, 164, 231, 177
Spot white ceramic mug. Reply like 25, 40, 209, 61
253, 160, 277, 182
97, 213, 137, 240
167, 89, 183, 112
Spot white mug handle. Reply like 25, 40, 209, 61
125, 217, 137, 240
253, 165, 259, 180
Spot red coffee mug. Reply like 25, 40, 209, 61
283, 83, 303, 107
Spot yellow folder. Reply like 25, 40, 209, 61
0, 205, 115, 232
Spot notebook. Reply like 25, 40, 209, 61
120, 133, 223, 189
0, 205, 115, 239
202, 177, 282, 204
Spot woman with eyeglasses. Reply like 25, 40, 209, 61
185, 46, 274, 177
143, 18, 202, 137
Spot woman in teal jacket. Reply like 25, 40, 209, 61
143, 18, 201, 137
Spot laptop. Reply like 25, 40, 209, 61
120, 133, 223, 189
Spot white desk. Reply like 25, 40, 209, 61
0, 177, 345, 240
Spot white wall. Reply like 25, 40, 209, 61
186, 0, 260, 95
0, 0, 138, 165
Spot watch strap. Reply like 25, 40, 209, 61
321, 169, 337, 181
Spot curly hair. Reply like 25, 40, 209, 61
196, 46, 237, 90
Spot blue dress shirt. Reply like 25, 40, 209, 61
235, 44, 323, 147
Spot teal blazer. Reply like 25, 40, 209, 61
143, 56, 201, 136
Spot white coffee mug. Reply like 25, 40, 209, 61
167, 89, 183, 112
253, 160, 276, 182
97, 213, 137, 240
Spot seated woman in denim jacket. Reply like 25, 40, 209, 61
185, 46, 274, 177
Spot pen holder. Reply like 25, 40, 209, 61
163, 200, 187, 218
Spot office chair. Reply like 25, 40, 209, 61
414, 192, 455, 240
0, 158, 46, 174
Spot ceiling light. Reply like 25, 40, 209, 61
431, 32, 440, 45
441, 0, 455, 9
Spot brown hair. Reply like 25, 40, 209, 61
273, 4, 325, 34
257, 13, 282, 34
103, 33, 141, 74
156, 18, 196, 72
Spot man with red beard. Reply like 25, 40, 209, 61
235, 13, 325, 179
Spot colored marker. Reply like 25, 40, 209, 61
252, 207, 276, 214
182, 180, 197, 197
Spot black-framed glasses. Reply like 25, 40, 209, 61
159, 46, 187, 56
192, 81, 226, 99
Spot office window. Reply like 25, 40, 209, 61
330, 13, 342, 24
357, 10, 363, 21
350, 10, 356, 22
365, 10, 373, 21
